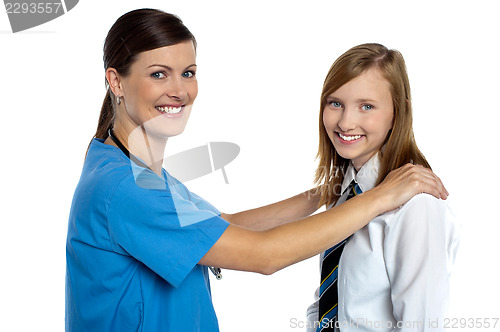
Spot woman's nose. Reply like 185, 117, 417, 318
166, 77, 187, 100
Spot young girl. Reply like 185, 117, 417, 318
306, 44, 460, 331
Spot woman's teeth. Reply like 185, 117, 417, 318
339, 133, 362, 141
156, 106, 182, 114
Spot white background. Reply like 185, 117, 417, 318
1, 1, 499, 331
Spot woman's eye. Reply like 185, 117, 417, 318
331, 101, 342, 108
182, 71, 196, 78
361, 104, 374, 111
151, 72, 166, 79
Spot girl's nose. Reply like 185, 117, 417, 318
337, 108, 357, 132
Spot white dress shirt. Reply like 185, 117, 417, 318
306, 153, 460, 331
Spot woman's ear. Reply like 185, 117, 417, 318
105, 68, 123, 98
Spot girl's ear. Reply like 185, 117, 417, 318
106, 68, 123, 98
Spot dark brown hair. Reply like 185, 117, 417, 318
92, 8, 196, 143
315, 43, 430, 208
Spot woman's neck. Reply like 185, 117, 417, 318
105, 124, 167, 177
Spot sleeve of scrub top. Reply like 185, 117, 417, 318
106, 173, 230, 288
165, 172, 221, 215
383, 194, 459, 331
187, 190, 221, 214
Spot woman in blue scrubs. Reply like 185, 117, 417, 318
65, 9, 448, 331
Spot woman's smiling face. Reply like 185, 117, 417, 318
323, 67, 394, 170
114, 40, 198, 138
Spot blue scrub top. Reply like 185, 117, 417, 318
66, 139, 229, 331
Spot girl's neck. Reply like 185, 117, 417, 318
353, 161, 364, 172
352, 150, 382, 172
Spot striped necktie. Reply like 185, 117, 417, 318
316, 180, 362, 331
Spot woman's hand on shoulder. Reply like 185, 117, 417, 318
370, 164, 448, 214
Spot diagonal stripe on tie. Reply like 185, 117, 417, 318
316, 180, 362, 331
323, 239, 347, 261
318, 304, 338, 332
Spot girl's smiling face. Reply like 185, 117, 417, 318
323, 67, 394, 170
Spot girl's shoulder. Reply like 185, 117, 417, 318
383, 193, 458, 230
401, 193, 452, 214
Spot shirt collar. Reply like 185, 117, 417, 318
341, 152, 381, 195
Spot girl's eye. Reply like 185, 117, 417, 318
182, 71, 196, 78
361, 104, 374, 111
151, 72, 166, 79
330, 101, 342, 108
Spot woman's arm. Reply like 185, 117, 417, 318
200, 164, 448, 275
221, 187, 322, 231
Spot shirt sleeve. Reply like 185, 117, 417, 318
106, 173, 229, 288
383, 194, 460, 331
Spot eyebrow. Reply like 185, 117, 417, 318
326, 96, 377, 103
146, 64, 197, 70
356, 98, 377, 103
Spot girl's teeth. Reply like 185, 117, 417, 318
156, 106, 182, 114
339, 133, 362, 141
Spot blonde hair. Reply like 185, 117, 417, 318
315, 43, 430, 208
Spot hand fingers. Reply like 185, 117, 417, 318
385, 164, 448, 200
405, 164, 448, 200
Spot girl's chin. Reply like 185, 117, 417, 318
333, 148, 361, 164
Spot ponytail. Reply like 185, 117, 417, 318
86, 89, 115, 156
95, 89, 115, 139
